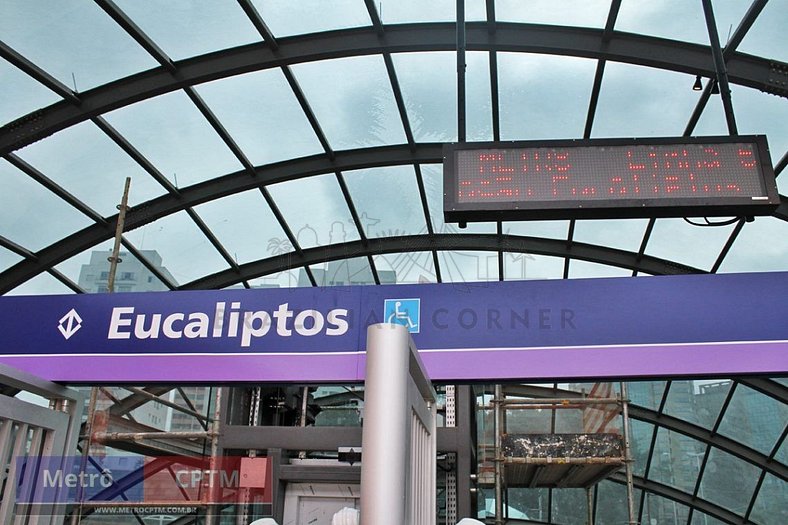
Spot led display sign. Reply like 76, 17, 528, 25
444, 136, 779, 222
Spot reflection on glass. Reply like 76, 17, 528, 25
16, 121, 166, 217
6, 272, 75, 296
373, 253, 436, 284
593, 63, 700, 138
717, 384, 787, 455
649, 428, 702, 493
642, 491, 690, 525
647, 217, 737, 271
749, 473, 788, 525
438, 250, 499, 282
59, 245, 172, 294
255, 0, 370, 37
343, 166, 427, 238
393, 52, 457, 142
290, 55, 406, 150
195, 69, 324, 166
503, 252, 563, 281
629, 381, 667, 411
104, 90, 243, 188
664, 379, 730, 430
551, 488, 587, 525
701, 447, 760, 515
596, 481, 643, 524
0, 158, 94, 252
268, 174, 361, 249
0, 0, 157, 91
0, 58, 61, 126
194, 190, 287, 265
498, 53, 594, 140
115, 0, 261, 60
309, 257, 375, 286
247, 270, 309, 290
630, 418, 654, 477
123, 211, 229, 285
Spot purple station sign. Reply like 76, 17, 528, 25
0, 272, 786, 382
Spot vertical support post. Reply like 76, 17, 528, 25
456, 0, 466, 142
205, 387, 223, 525
586, 486, 594, 525
494, 385, 504, 525
701, 0, 738, 135
620, 382, 637, 525
107, 177, 132, 293
71, 178, 131, 525
361, 324, 411, 525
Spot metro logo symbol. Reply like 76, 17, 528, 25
57, 309, 83, 340
384, 298, 420, 333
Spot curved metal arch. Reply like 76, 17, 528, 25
1, 22, 784, 154
180, 233, 702, 290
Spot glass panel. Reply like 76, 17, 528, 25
642, 492, 690, 525
0, 1, 158, 90
593, 63, 701, 138
0, 246, 23, 274
504, 220, 569, 240
649, 428, 702, 493
378, 0, 454, 23
776, 437, 787, 466
731, 85, 788, 194
665, 379, 731, 430
0, 158, 94, 251
123, 212, 230, 285
115, 0, 262, 60
373, 252, 436, 284
503, 252, 563, 281
551, 488, 587, 524
630, 418, 654, 477
467, 52, 493, 142
55, 241, 172, 293
0, 58, 61, 126
291, 55, 406, 150
718, 217, 788, 273
646, 218, 737, 271
5, 272, 75, 296
738, 0, 788, 63
596, 481, 643, 525
498, 53, 595, 140
343, 166, 428, 238
247, 269, 308, 289
423, 164, 497, 234
573, 219, 649, 252
718, 384, 788, 456
268, 173, 361, 249
700, 447, 759, 515
628, 381, 667, 411
691, 512, 728, 525
393, 52, 457, 142
568, 260, 631, 279
505, 487, 549, 522
750, 473, 788, 525
255, 0, 371, 37
496, 0, 611, 28
194, 190, 287, 265
310, 257, 375, 286
104, 90, 243, 188
692, 93, 730, 136
195, 69, 324, 166
616, 0, 707, 45
438, 251, 499, 282
16, 121, 166, 217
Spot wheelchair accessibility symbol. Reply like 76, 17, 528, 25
383, 298, 421, 333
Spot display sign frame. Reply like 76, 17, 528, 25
443, 135, 779, 222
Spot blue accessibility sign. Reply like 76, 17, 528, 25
384, 298, 421, 333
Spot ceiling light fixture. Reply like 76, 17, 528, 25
693, 75, 703, 91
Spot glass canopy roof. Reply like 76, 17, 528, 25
0, 1, 786, 523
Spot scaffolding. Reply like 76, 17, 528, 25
485, 383, 637, 525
